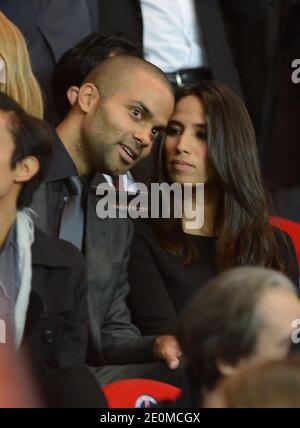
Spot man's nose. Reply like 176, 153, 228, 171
133, 126, 153, 148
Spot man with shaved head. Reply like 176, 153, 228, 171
61, 55, 173, 177
31, 55, 182, 387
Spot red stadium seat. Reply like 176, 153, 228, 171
269, 216, 300, 270
102, 378, 181, 408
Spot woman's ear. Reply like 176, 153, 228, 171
77, 82, 99, 113
14, 156, 40, 184
67, 86, 80, 106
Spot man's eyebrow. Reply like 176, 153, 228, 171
130, 100, 153, 118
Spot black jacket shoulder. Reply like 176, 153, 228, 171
32, 227, 85, 269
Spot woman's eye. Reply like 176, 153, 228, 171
166, 126, 181, 136
196, 131, 207, 140
130, 108, 142, 120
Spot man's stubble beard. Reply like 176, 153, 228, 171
80, 127, 109, 175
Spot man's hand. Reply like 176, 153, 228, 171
153, 335, 182, 370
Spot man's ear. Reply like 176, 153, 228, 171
67, 86, 80, 106
77, 82, 99, 113
14, 156, 40, 184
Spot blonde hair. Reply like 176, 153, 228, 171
0, 12, 43, 118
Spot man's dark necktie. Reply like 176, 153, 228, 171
112, 175, 124, 191
59, 176, 84, 250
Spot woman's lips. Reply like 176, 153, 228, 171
170, 160, 194, 171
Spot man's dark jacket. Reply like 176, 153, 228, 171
30, 135, 156, 368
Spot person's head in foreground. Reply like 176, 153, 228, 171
217, 355, 300, 408
178, 266, 300, 406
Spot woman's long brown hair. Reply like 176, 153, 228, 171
151, 80, 284, 271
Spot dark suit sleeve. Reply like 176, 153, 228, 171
100, 219, 157, 364
53, 241, 88, 367
128, 223, 178, 336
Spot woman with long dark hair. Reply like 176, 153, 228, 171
128, 80, 298, 336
